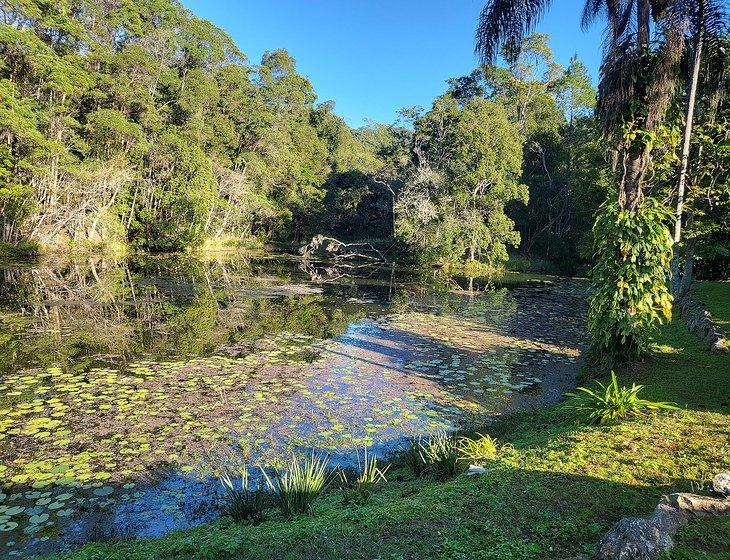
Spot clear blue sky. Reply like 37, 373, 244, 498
182, 0, 605, 127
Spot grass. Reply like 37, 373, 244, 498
457, 433, 499, 462
43, 283, 730, 560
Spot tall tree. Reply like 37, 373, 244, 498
475, 0, 675, 210
475, 0, 680, 362
661, 0, 729, 296
395, 96, 527, 266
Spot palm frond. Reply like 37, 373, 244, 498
581, 0, 605, 30
475, 0, 553, 64
596, 38, 644, 135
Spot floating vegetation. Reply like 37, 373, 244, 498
0, 255, 588, 556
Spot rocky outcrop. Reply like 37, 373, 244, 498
678, 295, 729, 353
596, 472, 730, 560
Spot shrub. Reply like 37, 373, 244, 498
219, 465, 268, 523
339, 448, 390, 505
565, 371, 678, 424
457, 433, 498, 462
260, 452, 330, 518
588, 198, 674, 364
419, 431, 464, 480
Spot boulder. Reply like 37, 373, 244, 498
713, 472, 730, 497
597, 517, 673, 560
597, 479, 730, 560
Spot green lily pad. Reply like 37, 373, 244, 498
29, 513, 49, 524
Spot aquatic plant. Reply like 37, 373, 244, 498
219, 466, 268, 523
457, 433, 499, 462
419, 431, 464, 481
565, 372, 678, 424
338, 448, 390, 505
260, 452, 331, 518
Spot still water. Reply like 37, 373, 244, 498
0, 252, 586, 556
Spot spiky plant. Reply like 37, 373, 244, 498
339, 448, 390, 505
565, 371, 678, 424
219, 465, 267, 523
401, 437, 427, 477
419, 431, 464, 481
260, 452, 330, 518
457, 433, 499, 462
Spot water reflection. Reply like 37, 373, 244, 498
0, 253, 586, 556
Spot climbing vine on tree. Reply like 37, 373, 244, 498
588, 198, 674, 363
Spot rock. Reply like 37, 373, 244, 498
596, 481, 730, 560
466, 464, 487, 476
648, 503, 685, 535
664, 492, 730, 517
597, 517, 673, 560
712, 472, 730, 497
678, 295, 729, 353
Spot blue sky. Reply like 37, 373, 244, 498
182, 0, 605, 127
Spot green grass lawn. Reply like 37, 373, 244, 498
44, 284, 730, 560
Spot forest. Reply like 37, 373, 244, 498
4, 0, 725, 280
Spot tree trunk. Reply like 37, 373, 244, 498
671, 0, 704, 297
619, 143, 646, 211
678, 235, 696, 298
616, 0, 652, 212
637, 0, 650, 49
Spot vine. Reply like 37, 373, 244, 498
588, 197, 674, 363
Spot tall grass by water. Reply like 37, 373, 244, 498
260, 452, 331, 518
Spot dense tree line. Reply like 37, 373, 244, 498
1, 0, 726, 293
0, 0, 609, 269
0, 0, 379, 251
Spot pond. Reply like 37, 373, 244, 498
0, 252, 587, 557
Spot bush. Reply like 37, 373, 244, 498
219, 466, 268, 523
588, 198, 674, 364
260, 452, 330, 518
338, 448, 389, 505
565, 371, 678, 424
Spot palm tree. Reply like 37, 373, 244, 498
662, 0, 728, 296
475, 0, 672, 211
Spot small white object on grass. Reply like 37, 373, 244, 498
466, 465, 487, 476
